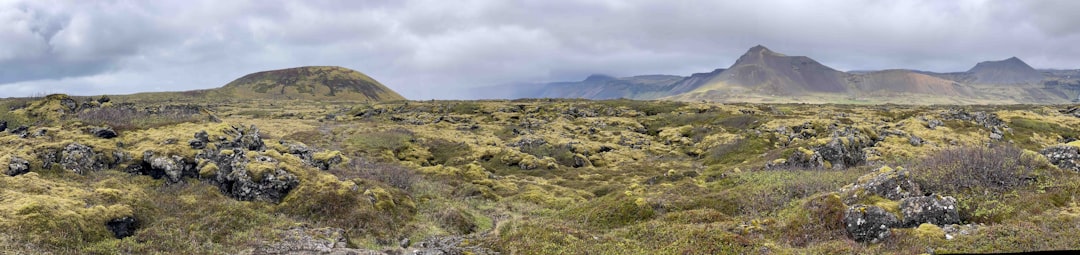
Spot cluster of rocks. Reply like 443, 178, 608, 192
839, 166, 966, 243
941, 109, 1009, 140
1040, 145, 1080, 172
770, 126, 881, 170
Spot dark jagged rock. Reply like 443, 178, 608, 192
219, 125, 265, 151
97, 95, 111, 104
844, 205, 898, 243
60, 97, 77, 111
31, 128, 47, 138
91, 126, 118, 139
0, 120, 6, 132
900, 195, 960, 227
106, 217, 138, 239
778, 128, 876, 169
200, 149, 298, 203
189, 130, 209, 149
942, 109, 1007, 130
840, 166, 922, 203
5, 156, 30, 176
1061, 106, 1080, 118
1041, 145, 1080, 172
10, 125, 28, 138
144, 151, 196, 184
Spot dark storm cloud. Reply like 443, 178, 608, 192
1, 0, 1078, 99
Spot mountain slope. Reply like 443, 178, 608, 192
967, 57, 1043, 84
692, 45, 850, 95
851, 69, 973, 97
220, 66, 404, 101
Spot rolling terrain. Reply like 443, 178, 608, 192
3, 65, 1080, 253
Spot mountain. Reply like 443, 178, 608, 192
691, 45, 850, 95
967, 57, 1044, 84
218, 66, 404, 101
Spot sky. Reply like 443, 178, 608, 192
2, 0, 1079, 99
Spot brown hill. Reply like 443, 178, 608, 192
967, 57, 1044, 84
693, 45, 850, 95
220, 66, 404, 101
852, 69, 973, 97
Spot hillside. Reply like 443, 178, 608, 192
967, 57, 1044, 84
851, 69, 972, 97
219, 66, 405, 101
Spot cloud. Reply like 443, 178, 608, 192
1, 0, 1078, 99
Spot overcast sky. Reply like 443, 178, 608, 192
2, 0, 1078, 99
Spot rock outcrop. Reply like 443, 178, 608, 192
5, 156, 30, 176
844, 205, 898, 243
840, 166, 922, 203
900, 195, 961, 227
1041, 145, 1080, 172
106, 217, 139, 239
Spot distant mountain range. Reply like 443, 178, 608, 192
473, 45, 1080, 104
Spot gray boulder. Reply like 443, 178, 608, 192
840, 166, 922, 204
1041, 145, 1080, 172
5, 156, 30, 176
60, 143, 108, 174
900, 195, 960, 227
844, 205, 898, 243
144, 151, 194, 183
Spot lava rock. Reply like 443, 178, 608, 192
97, 95, 111, 104
202, 150, 298, 203
10, 125, 28, 138
0, 120, 6, 132
841, 166, 922, 203
5, 156, 30, 176
106, 217, 138, 239
189, 130, 209, 149
900, 195, 961, 227
60, 143, 105, 174
91, 126, 118, 139
1041, 145, 1080, 172
844, 205, 898, 243
60, 97, 77, 111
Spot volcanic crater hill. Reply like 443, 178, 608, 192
966, 57, 1045, 85
693, 45, 850, 95
218, 66, 405, 101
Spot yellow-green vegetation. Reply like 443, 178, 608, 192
3, 95, 1080, 254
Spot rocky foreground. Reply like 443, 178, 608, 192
2, 95, 1080, 253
